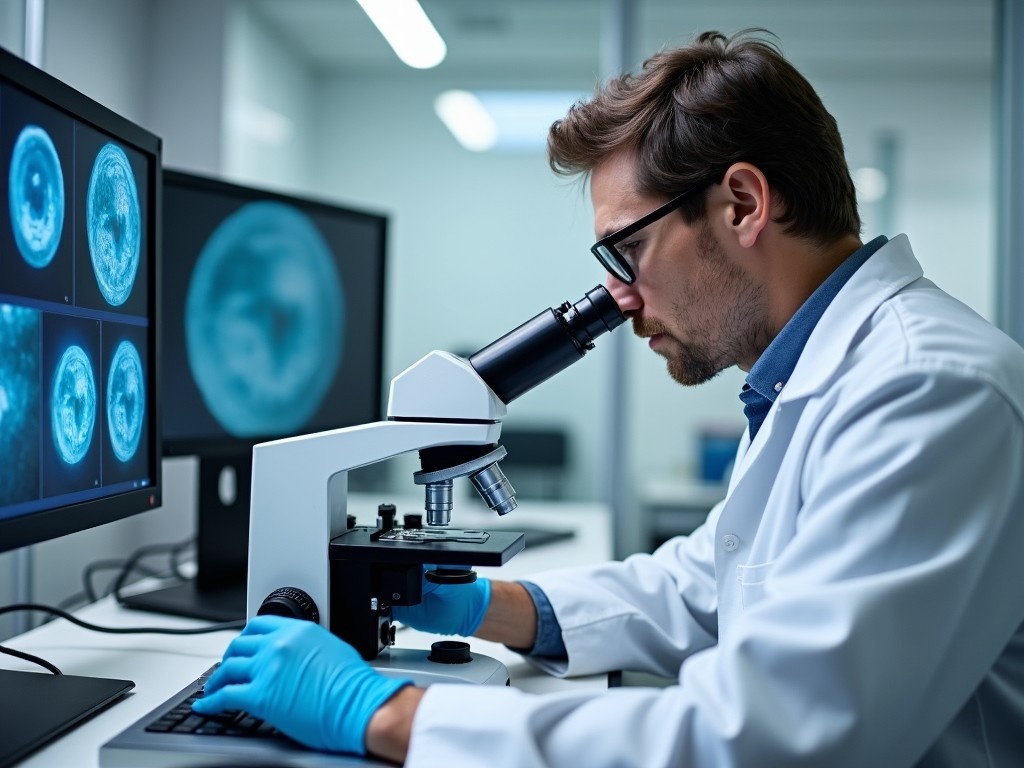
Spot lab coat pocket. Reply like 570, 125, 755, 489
737, 561, 775, 609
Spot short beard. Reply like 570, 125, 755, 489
634, 315, 722, 386
635, 221, 770, 386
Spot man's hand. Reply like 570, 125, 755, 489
192, 615, 412, 755
392, 565, 491, 636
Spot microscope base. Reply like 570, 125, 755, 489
371, 647, 510, 686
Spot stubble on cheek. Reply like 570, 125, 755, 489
629, 223, 766, 386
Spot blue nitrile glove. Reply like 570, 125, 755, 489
191, 615, 411, 755
391, 565, 491, 636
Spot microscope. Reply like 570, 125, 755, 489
246, 285, 624, 685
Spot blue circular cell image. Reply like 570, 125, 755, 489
87, 142, 140, 306
51, 344, 96, 465
0, 304, 40, 504
8, 124, 65, 268
185, 201, 344, 437
107, 339, 144, 462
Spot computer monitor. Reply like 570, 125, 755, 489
0, 43, 161, 763
120, 170, 387, 621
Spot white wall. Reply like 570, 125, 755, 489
824, 75, 994, 317
41, 0, 152, 125
222, 1, 314, 192
147, 0, 227, 173
0, 0, 23, 54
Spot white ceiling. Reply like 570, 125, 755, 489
246, 0, 994, 83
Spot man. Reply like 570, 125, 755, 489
193, 30, 1024, 767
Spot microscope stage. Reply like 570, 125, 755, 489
329, 525, 525, 566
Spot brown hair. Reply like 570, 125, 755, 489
548, 30, 861, 243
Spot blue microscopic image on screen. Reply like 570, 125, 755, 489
51, 344, 97, 465
0, 304, 41, 505
8, 124, 65, 269
185, 201, 345, 437
86, 142, 140, 306
106, 339, 144, 462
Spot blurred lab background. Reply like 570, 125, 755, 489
1, 0, 1017, 637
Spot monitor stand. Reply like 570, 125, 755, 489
120, 452, 250, 623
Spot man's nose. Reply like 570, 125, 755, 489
605, 273, 642, 315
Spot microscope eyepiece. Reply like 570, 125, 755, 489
414, 286, 623, 523
468, 285, 625, 404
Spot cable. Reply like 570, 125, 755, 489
86, 558, 162, 603
0, 644, 62, 675
2, 538, 235, 676
110, 538, 197, 606
167, 536, 194, 580
55, 559, 162, 611
46, 536, 196, 622
0, 603, 244, 635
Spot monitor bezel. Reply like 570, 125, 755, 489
0, 45, 163, 553
159, 168, 388, 458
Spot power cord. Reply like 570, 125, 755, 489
3, 537, 242, 676
0, 602, 244, 675
109, 537, 197, 606
50, 536, 196, 617
0, 603, 244, 636
0, 645, 61, 675
55, 559, 164, 614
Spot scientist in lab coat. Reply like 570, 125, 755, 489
193, 29, 1024, 767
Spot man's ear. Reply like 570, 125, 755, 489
719, 162, 771, 248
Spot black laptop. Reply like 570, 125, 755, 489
0, 669, 134, 767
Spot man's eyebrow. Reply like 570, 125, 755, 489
596, 219, 630, 241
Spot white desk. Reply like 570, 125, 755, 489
4, 498, 611, 767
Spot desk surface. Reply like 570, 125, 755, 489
4, 497, 611, 767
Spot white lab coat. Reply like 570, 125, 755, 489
407, 235, 1024, 768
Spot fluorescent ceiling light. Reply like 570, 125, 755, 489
434, 91, 497, 152
355, 0, 446, 69
435, 90, 583, 152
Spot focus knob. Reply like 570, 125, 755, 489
426, 567, 477, 585
428, 640, 472, 664
258, 586, 320, 623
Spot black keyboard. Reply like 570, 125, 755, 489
101, 663, 380, 767
143, 664, 283, 741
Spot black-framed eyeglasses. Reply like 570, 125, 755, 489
590, 187, 699, 285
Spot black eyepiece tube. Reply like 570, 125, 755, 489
468, 285, 626, 404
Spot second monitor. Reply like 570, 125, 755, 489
121, 170, 387, 621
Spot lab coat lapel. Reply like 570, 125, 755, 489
721, 235, 925, 514
720, 392, 806, 526
779, 234, 923, 403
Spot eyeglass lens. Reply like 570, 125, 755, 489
593, 242, 635, 283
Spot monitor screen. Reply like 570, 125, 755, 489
161, 170, 386, 454
136, 170, 386, 612
0, 46, 162, 555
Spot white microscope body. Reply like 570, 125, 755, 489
245, 286, 625, 685
246, 351, 506, 631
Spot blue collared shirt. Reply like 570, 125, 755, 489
740, 235, 887, 440
523, 235, 888, 660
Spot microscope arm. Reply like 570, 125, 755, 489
246, 418, 503, 627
